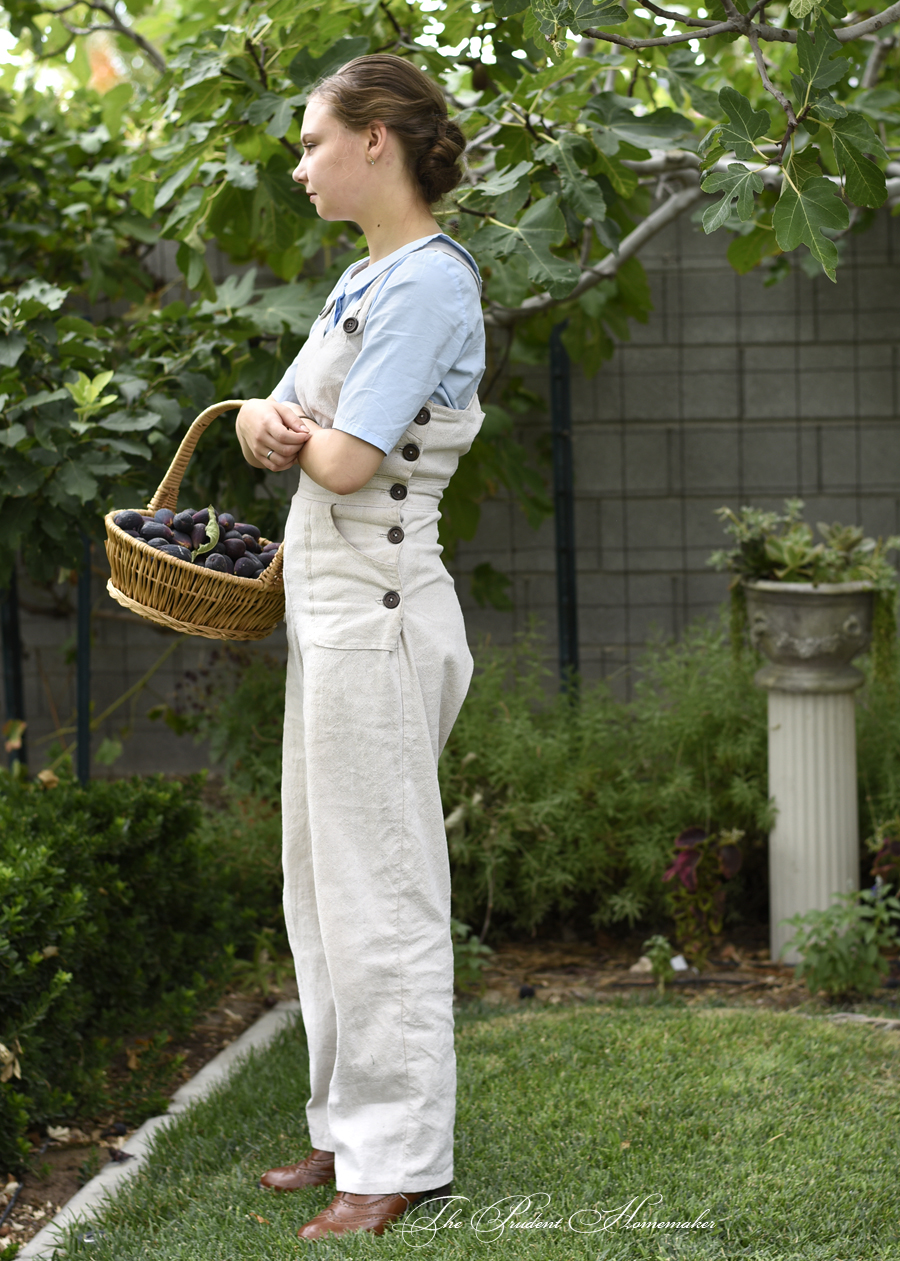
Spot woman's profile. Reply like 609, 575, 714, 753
234, 53, 485, 1241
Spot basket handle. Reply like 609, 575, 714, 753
147, 400, 245, 514
146, 399, 286, 590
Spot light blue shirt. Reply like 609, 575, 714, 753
271, 233, 486, 455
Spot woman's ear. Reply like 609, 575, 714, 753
365, 119, 389, 164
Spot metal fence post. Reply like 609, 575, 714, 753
1, 566, 27, 769
77, 531, 91, 785
549, 322, 579, 695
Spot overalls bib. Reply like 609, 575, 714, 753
280, 240, 484, 1194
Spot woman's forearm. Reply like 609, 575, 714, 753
297, 426, 385, 496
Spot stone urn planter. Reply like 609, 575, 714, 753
744, 580, 875, 962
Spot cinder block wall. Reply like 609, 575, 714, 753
454, 209, 900, 690
7, 210, 900, 771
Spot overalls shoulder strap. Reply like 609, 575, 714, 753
347, 238, 481, 330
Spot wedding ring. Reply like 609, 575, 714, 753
265, 449, 274, 461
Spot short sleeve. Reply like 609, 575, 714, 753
331, 250, 484, 455
271, 361, 300, 405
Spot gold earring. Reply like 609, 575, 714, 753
369, 158, 375, 165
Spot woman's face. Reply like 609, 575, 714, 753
293, 97, 370, 222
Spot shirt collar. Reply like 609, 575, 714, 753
337, 233, 481, 301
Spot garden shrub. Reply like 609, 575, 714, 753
0, 773, 239, 1173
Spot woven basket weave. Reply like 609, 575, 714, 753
104, 400, 285, 641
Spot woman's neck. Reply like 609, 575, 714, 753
358, 197, 441, 266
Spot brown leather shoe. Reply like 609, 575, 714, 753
259, 1149, 335, 1191
297, 1185, 452, 1240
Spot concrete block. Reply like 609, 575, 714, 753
743, 344, 796, 373
857, 342, 895, 370
861, 426, 900, 489
799, 369, 857, 420
619, 345, 681, 377
588, 371, 624, 420
680, 314, 739, 345
858, 370, 895, 418
622, 374, 681, 422
798, 343, 856, 371
572, 429, 623, 493
682, 427, 740, 491
624, 429, 670, 492
681, 345, 739, 374
818, 426, 859, 490
743, 372, 798, 421
740, 426, 800, 490
737, 272, 797, 314
625, 498, 684, 549
739, 314, 798, 345
577, 572, 627, 608
681, 373, 740, 422
678, 271, 738, 315
579, 603, 628, 645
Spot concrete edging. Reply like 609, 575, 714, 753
17, 1000, 301, 1260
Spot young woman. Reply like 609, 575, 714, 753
234, 54, 485, 1242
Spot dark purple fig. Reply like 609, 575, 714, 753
234, 556, 261, 579
261, 541, 279, 552
193, 553, 207, 566
172, 511, 195, 535
217, 512, 235, 532
235, 523, 260, 540
142, 521, 173, 542
190, 523, 209, 550
124, 529, 141, 539
172, 531, 192, 549
204, 552, 233, 574
146, 536, 168, 550
223, 537, 246, 561
224, 529, 242, 541
257, 550, 275, 569
242, 535, 261, 554
114, 510, 145, 531
192, 508, 210, 525
154, 508, 175, 526
161, 544, 192, 562
211, 541, 228, 556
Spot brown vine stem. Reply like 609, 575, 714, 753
749, 29, 798, 145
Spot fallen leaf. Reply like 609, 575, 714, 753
36, 769, 59, 789
620, 1140, 631, 1149
47, 1126, 71, 1142
126, 1048, 141, 1072
247, 1213, 270, 1224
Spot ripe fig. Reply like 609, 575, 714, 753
224, 529, 242, 540
234, 523, 260, 540
193, 553, 207, 566
192, 508, 210, 525
242, 535, 261, 554
223, 538, 246, 561
257, 550, 275, 569
154, 508, 175, 526
161, 544, 192, 562
172, 531, 192, 549
114, 510, 145, 532
146, 537, 168, 550
172, 511, 195, 535
204, 552, 233, 574
142, 521, 173, 542
191, 523, 208, 550
217, 512, 235, 532
234, 556, 261, 579
261, 541, 279, 552
124, 529, 141, 539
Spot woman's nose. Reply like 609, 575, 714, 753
292, 162, 305, 185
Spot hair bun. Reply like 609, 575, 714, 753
416, 117, 466, 204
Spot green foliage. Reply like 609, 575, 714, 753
780, 886, 900, 999
661, 826, 745, 969
642, 933, 675, 995
710, 498, 900, 590
450, 918, 494, 994
0, 771, 239, 1173
441, 619, 771, 938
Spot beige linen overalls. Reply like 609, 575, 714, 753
280, 241, 484, 1195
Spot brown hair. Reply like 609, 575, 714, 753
311, 54, 466, 205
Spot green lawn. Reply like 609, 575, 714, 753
50, 1000, 900, 1260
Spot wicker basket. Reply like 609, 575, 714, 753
105, 400, 285, 641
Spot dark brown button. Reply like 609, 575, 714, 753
342, 316, 359, 333
389, 483, 407, 500
414, 407, 431, 425
382, 590, 400, 609
387, 527, 404, 544
401, 443, 420, 461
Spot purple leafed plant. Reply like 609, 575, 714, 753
663, 827, 745, 970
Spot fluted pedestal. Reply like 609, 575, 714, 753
767, 688, 860, 962
745, 580, 874, 964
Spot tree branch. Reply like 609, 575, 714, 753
582, 19, 736, 48
485, 180, 703, 328
640, 1, 721, 27
49, 0, 166, 71
861, 34, 896, 88
749, 29, 798, 130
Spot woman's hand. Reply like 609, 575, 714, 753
236, 398, 312, 471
